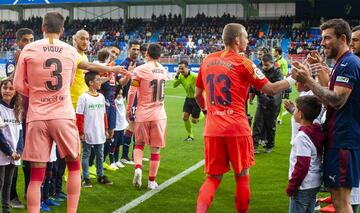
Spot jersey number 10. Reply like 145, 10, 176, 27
150, 79, 165, 102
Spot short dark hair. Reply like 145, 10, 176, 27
43, 12, 64, 34
179, 60, 188, 67
320, 18, 351, 45
129, 40, 141, 48
262, 54, 273, 63
295, 96, 322, 122
140, 43, 148, 52
275, 47, 282, 55
16, 28, 34, 41
147, 43, 162, 59
97, 48, 110, 63
85, 71, 99, 87
352, 25, 360, 33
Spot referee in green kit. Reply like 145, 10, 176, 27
173, 60, 201, 141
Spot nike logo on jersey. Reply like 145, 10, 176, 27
329, 175, 336, 182
340, 63, 348, 67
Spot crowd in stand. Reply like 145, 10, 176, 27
1, 14, 360, 59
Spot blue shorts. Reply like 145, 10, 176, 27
106, 105, 116, 130
323, 148, 360, 188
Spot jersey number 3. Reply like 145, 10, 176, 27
206, 74, 232, 106
44, 58, 62, 91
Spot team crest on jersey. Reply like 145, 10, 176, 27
131, 79, 140, 87
252, 64, 265, 79
336, 76, 349, 83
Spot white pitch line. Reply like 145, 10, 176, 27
282, 111, 289, 116
166, 95, 184, 99
113, 160, 204, 213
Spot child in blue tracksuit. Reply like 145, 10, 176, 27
96, 48, 117, 170
0, 78, 23, 213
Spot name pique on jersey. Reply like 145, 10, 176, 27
43, 46, 63, 53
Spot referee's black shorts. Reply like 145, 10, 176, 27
183, 97, 201, 119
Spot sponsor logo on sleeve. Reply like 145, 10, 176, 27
251, 63, 265, 79
336, 76, 349, 83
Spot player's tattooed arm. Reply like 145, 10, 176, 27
292, 61, 352, 110
307, 78, 351, 110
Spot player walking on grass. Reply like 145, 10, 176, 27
126, 44, 167, 190
195, 23, 297, 213
173, 60, 201, 141
13, 12, 81, 213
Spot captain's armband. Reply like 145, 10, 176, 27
131, 79, 140, 87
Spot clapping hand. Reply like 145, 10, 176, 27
284, 100, 295, 114
304, 51, 329, 78
291, 61, 312, 83
306, 51, 324, 65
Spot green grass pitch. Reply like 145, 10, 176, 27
13, 81, 298, 213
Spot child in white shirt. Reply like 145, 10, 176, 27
109, 86, 128, 168
76, 71, 113, 187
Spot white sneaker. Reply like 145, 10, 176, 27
109, 163, 119, 170
115, 161, 125, 168
147, 180, 158, 190
121, 158, 135, 165
133, 168, 142, 188
142, 158, 149, 162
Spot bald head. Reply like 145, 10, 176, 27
222, 23, 246, 46
75, 30, 89, 39
222, 23, 248, 52
74, 30, 89, 52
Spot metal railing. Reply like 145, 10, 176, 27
0, 51, 208, 65
158, 56, 206, 65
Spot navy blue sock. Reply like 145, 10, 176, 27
121, 130, 133, 159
